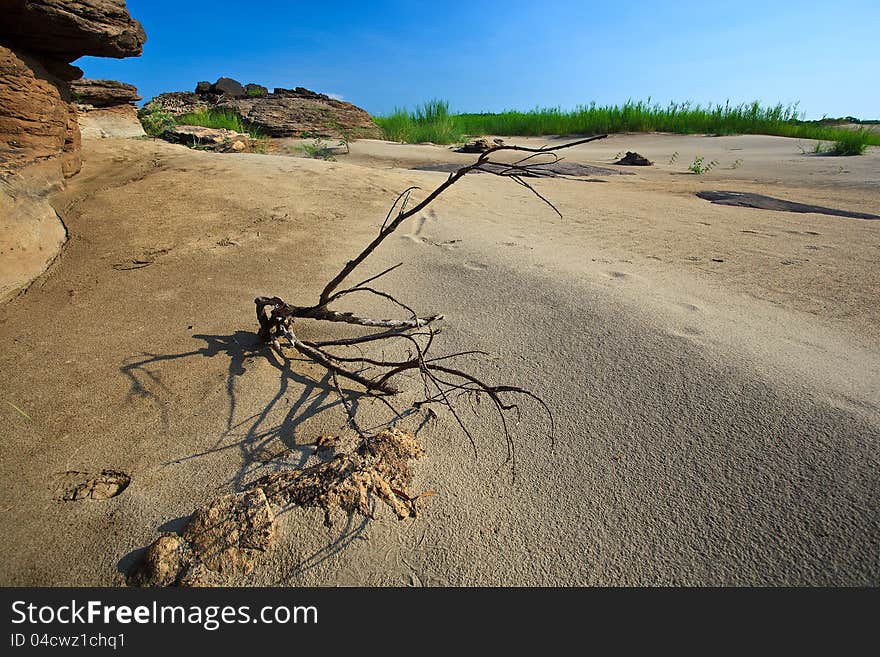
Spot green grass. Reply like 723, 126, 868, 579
375, 99, 880, 152
829, 128, 872, 155
175, 108, 265, 138
376, 99, 466, 144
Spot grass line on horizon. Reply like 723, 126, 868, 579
375, 99, 880, 151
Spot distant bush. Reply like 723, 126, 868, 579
138, 101, 176, 136
830, 129, 871, 156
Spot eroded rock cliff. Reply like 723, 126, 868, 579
0, 0, 145, 302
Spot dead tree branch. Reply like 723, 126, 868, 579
256, 135, 604, 471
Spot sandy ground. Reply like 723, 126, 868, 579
0, 133, 878, 586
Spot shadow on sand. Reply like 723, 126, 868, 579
118, 330, 430, 582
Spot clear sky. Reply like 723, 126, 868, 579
77, 0, 880, 119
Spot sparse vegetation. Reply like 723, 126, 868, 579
688, 155, 719, 174
376, 99, 880, 149
175, 108, 264, 138
137, 101, 176, 136
830, 128, 871, 156
299, 138, 337, 160
375, 99, 465, 144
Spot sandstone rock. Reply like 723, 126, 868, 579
78, 104, 145, 138
145, 84, 381, 139
0, 46, 73, 171
0, 0, 146, 60
0, 160, 68, 303
219, 94, 381, 138
210, 76, 245, 98
195, 80, 211, 94
0, 0, 144, 302
72, 78, 144, 138
71, 78, 140, 106
163, 124, 241, 145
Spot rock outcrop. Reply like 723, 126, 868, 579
71, 77, 140, 106
72, 78, 145, 138
0, 0, 145, 302
145, 77, 382, 139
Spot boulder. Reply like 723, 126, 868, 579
244, 83, 268, 98
210, 76, 245, 98
195, 80, 211, 94
71, 78, 140, 106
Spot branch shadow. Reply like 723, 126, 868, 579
119, 329, 422, 582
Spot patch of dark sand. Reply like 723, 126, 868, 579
697, 191, 879, 220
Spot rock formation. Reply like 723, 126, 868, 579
145, 77, 382, 139
72, 78, 145, 138
0, 0, 145, 302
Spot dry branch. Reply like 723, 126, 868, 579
255, 136, 603, 473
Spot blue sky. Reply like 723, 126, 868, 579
77, 0, 879, 119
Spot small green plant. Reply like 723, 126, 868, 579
830, 129, 871, 156
668, 151, 679, 165
688, 155, 719, 174
138, 101, 176, 136
731, 158, 744, 169
299, 138, 336, 160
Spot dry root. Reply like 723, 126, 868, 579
252, 427, 429, 526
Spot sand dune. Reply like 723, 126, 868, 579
0, 133, 877, 585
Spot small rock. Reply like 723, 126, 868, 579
128, 533, 193, 587
195, 81, 211, 94
230, 140, 246, 152
614, 151, 652, 166
457, 138, 501, 153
